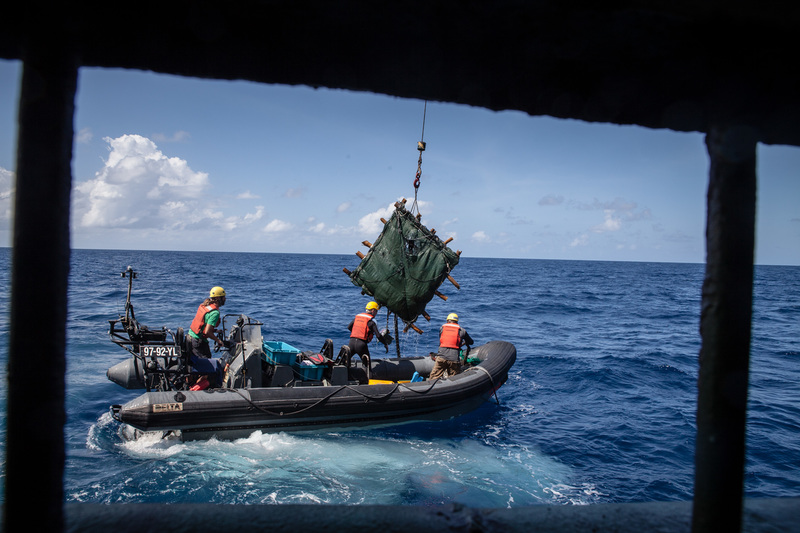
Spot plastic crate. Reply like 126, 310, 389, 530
293, 361, 324, 381
263, 340, 300, 365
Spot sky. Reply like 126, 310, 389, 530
1, 59, 798, 265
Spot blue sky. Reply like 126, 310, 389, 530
1, 59, 798, 264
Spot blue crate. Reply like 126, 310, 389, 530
263, 340, 300, 366
293, 362, 324, 381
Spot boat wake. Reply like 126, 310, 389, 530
82, 412, 599, 507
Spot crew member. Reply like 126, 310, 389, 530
347, 301, 387, 372
187, 286, 227, 388
429, 313, 473, 380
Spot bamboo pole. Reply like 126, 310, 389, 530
405, 323, 423, 334
394, 314, 401, 358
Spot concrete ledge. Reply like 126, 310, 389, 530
57, 498, 799, 532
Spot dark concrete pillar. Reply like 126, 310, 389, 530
2, 43, 77, 532
692, 125, 757, 533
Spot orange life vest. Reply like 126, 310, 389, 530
350, 313, 374, 341
439, 322, 463, 349
190, 302, 219, 337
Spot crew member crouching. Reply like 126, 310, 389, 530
429, 313, 473, 380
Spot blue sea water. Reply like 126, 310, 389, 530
0, 249, 798, 506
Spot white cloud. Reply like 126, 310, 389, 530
0, 166, 14, 229
76, 127, 93, 144
263, 219, 293, 233
592, 210, 623, 233
0, 167, 13, 199
71, 134, 261, 234
309, 222, 326, 233
570, 234, 589, 247
73, 135, 210, 228
284, 187, 305, 198
237, 191, 259, 199
357, 199, 432, 237
358, 203, 397, 236
337, 202, 351, 213
567, 197, 652, 236
220, 206, 264, 231
472, 230, 490, 243
307, 216, 350, 237
539, 194, 564, 206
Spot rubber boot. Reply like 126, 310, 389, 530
190, 376, 210, 391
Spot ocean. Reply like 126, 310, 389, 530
0, 249, 798, 506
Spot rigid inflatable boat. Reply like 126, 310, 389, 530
107, 269, 516, 440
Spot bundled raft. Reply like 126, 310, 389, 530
343, 199, 461, 332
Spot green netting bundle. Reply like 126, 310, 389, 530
347, 202, 460, 324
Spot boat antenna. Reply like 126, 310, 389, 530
121, 266, 137, 323
411, 100, 427, 216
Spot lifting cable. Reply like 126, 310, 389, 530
411, 101, 427, 216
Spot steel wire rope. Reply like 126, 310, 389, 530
411, 101, 427, 216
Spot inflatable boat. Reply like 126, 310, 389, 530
106, 269, 516, 440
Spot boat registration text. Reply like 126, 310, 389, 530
152, 403, 184, 413
140, 345, 179, 358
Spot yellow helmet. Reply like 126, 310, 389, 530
209, 286, 226, 298
447, 313, 459, 322
366, 301, 379, 311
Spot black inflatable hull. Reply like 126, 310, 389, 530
112, 341, 516, 439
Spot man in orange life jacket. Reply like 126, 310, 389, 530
429, 313, 473, 380
187, 286, 227, 387
346, 301, 389, 371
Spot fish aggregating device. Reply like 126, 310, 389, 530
343, 198, 461, 335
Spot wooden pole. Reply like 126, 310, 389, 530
404, 323, 424, 334
692, 125, 756, 533
4, 39, 77, 533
